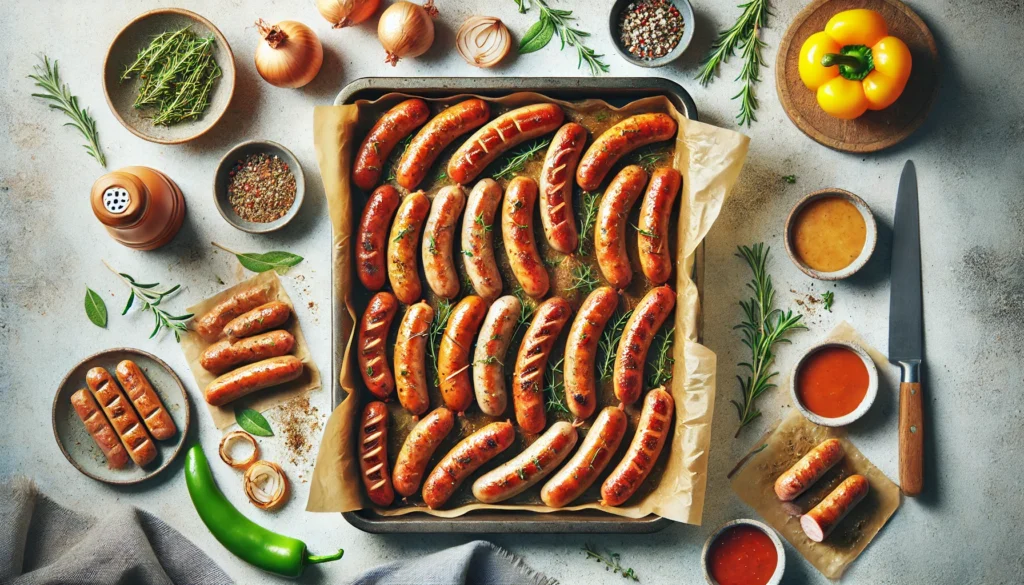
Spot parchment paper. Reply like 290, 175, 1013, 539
180, 271, 321, 429
308, 92, 749, 524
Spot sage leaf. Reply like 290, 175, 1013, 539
122, 290, 135, 315
518, 15, 554, 54
85, 288, 107, 328
236, 250, 304, 274
235, 408, 273, 437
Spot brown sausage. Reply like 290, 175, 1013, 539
564, 286, 619, 420
204, 356, 304, 406
595, 165, 648, 290
447, 103, 565, 185
774, 438, 846, 502
502, 176, 549, 298
541, 406, 628, 508
353, 98, 431, 191
472, 295, 521, 416
356, 185, 402, 291
576, 113, 677, 191
358, 292, 399, 400
601, 387, 674, 506
422, 185, 467, 299
801, 474, 870, 542
472, 421, 578, 504
394, 302, 434, 416
114, 360, 177, 441
421, 421, 515, 509
438, 296, 488, 413
637, 167, 681, 285
397, 99, 490, 190
200, 330, 296, 375
359, 401, 395, 507
70, 388, 130, 469
461, 179, 504, 300
539, 122, 587, 254
614, 285, 675, 405
194, 286, 272, 342
387, 191, 431, 305
85, 367, 156, 467
223, 301, 291, 341
513, 297, 572, 434
392, 407, 455, 497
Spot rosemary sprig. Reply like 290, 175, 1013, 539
582, 544, 639, 582
822, 290, 835, 312
631, 146, 667, 172
732, 244, 805, 436
568, 263, 600, 296
576, 191, 601, 256
492, 137, 551, 180
428, 299, 455, 387
29, 56, 106, 167
598, 309, 633, 380
103, 261, 192, 341
515, 0, 610, 76
695, 0, 770, 126
511, 285, 539, 341
648, 326, 676, 388
544, 357, 569, 414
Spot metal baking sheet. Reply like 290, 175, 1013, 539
332, 77, 701, 533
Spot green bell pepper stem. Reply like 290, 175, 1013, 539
821, 53, 865, 69
821, 45, 874, 81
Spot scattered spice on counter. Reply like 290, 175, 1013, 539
279, 396, 322, 467
618, 0, 685, 60
228, 153, 297, 223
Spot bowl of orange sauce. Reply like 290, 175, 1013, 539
702, 519, 784, 585
784, 188, 877, 280
790, 340, 878, 427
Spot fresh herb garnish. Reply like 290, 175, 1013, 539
576, 191, 601, 256
212, 242, 303, 275
543, 357, 569, 414
29, 56, 106, 167
696, 0, 770, 126
582, 544, 639, 582
84, 288, 108, 328
235, 407, 273, 436
511, 286, 539, 341
428, 299, 455, 387
822, 290, 834, 312
515, 0, 610, 76
599, 309, 633, 380
648, 326, 675, 388
475, 213, 493, 234
633, 223, 659, 239
392, 226, 415, 242
104, 261, 193, 342
427, 235, 439, 256
493, 137, 551, 180
568, 263, 600, 296
631, 147, 667, 172
782, 174, 796, 184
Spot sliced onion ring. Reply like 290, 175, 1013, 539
456, 16, 511, 68
244, 461, 289, 510
218, 431, 259, 469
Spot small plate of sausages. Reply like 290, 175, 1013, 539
52, 348, 190, 485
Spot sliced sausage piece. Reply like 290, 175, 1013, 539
539, 122, 587, 254
358, 292, 399, 400
392, 407, 455, 497
115, 360, 177, 441
387, 191, 431, 305
70, 388, 130, 469
359, 401, 395, 507
397, 99, 490, 190
394, 302, 434, 416
502, 176, 549, 298
194, 286, 272, 342
774, 438, 846, 502
421, 421, 515, 509
576, 113, 677, 191
564, 286, 619, 420
461, 179, 504, 300
353, 98, 431, 191
637, 167, 681, 285
85, 367, 157, 467
356, 185, 402, 291
204, 356, 304, 406
438, 296, 488, 413
472, 295, 522, 416
801, 474, 870, 542
223, 301, 291, 341
472, 421, 578, 503
601, 387, 674, 506
513, 297, 572, 434
595, 165, 648, 290
541, 406, 628, 508
422, 185, 467, 299
614, 285, 675, 405
200, 330, 296, 375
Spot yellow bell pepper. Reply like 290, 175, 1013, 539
798, 9, 912, 119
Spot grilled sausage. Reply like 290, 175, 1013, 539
472, 421, 577, 504
356, 185, 402, 291
223, 301, 291, 341
70, 388, 130, 469
775, 438, 846, 502
394, 302, 434, 416
539, 122, 587, 254
200, 330, 296, 375
85, 367, 156, 467
596, 165, 648, 290
387, 191, 431, 305
194, 286, 272, 342
392, 407, 455, 497
422, 185, 467, 299
513, 297, 572, 434
564, 286, 619, 420
438, 296, 488, 413
637, 167, 681, 285
472, 295, 521, 416
421, 421, 515, 509
601, 387, 674, 506
502, 176, 549, 298
461, 179, 504, 300
358, 292, 399, 400
204, 356, 304, 406
541, 406, 629, 508
576, 113, 677, 191
801, 474, 870, 542
447, 103, 565, 185
114, 360, 177, 441
614, 285, 675, 405
397, 99, 490, 190
359, 401, 395, 507
353, 98, 431, 191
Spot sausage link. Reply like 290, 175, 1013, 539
200, 330, 296, 375
70, 388, 130, 469
800, 474, 870, 542
461, 179, 504, 300
539, 123, 587, 254
472, 421, 578, 503
595, 165, 648, 290
387, 191, 431, 305
204, 356, 304, 406
358, 292, 399, 400
613, 285, 675, 405
356, 185, 402, 291
115, 360, 177, 441
223, 301, 291, 341
422, 185, 467, 299
774, 438, 845, 501
601, 387, 674, 506
576, 113, 677, 191
502, 176, 549, 298
564, 287, 619, 420
359, 401, 395, 507
85, 367, 157, 467
637, 167, 681, 285
394, 302, 434, 416
397, 99, 490, 190
513, 297, 572, 434
353, 98, 431, 191
438, 296, 488, 413
392, 407, 455, 497
421, 421, 515, 509
472, 295, 522, 416
194, 286, 272, 342
541, 406, 628, 508
447, 103, 565, 185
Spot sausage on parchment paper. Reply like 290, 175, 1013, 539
353, 98, 431, 191
204, 356, 304, 406
472, 421, 577, 504
637, 167, 681, 285
194, 286, 272, 342
502, 176, 549, 298
538, 122, 587, 254
438, 295, 488, 413
541, 406, 628, 508
613, 285, 675, 406
461, 178, 504, 300
576, 113, 677, 191
421, 420, 515, 509
387, 191, 431, 305
356, 185, 402, 291
774, 438, 845, 502
394, 301, 434, 416
422, 185, 467, 300
200, 330, 296, 375
601, 387, 674, 507
223, 301, 291, 341
563, 286, 619, 421
359, 401, 395, 507
595, 165, 648, 290
512, 297, 572, 434
800, 474, 869, 542
396, 99, 490, 190
358, 292, 399, 400
392, 407, 455, 497
472, 295, 521, 416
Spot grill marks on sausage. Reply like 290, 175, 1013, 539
353, 99, 430, 191
448, 104, 565, 185
358, 292, 399, 400
600, 388, 674, 506
539, 123, 587, 254
359, 402, 395, 506
357, 185, 401, 290
422, 421, 515, 509
614, 286, 675, 405
513, 297, 572, 434
576, 113, 677, 191
398, 99, 490, 190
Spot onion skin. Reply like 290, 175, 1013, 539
243, 460, 289, 510
378, 1, 438, 66
317, 0, 380, 28
218, 430, 259, 470
456, 16, 511, 68
255, 19, 324, 89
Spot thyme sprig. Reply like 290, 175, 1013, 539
511, 285, 539, 341
103, 261, 192, 341
648, 326, 676, 388
696, 0, 770, 126
515, 0, 610, 76
568, 263, 600, 296
544, 357, 569, 414
428, 299, 455, 387
29, 56, 106, 167
631, 146, 667, 172
582, 544, 639, 581
598, 309, 633, 380
576, 191, 601, 256
492, 137, 551, 180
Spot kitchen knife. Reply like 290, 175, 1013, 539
889, 160, 924, 497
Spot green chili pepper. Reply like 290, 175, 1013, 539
184, 444, 343, 577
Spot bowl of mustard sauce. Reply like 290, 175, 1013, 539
784, 189, 877, 280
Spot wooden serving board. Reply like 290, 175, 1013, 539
776, 0, 939, 153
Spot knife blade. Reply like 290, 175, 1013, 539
889, 160, 924, 496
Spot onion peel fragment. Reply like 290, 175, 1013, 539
218, 430, 259, 470
243, 460, 290, 510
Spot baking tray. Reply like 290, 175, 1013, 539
333, 77, 701, 533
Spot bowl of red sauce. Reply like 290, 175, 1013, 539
790, 340, 878, 427
702, 519, 784, 585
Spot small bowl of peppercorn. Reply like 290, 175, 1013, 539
610, 0, 694, 68
214, 140, 305, 234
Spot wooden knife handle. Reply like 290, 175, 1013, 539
899, 381, 924, 496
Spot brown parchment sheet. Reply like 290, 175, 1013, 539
730, 321, 901, 579
180, 271, 321, 429
308, 91, 749, 524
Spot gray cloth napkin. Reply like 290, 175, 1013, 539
350, 540, 557, 585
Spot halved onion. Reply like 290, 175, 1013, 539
456, 16, 511, 68
243, 461, 290, 510
218, 431, 259, 469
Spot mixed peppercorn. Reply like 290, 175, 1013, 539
228, 153, 297, 223
618, 0, 685, 60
